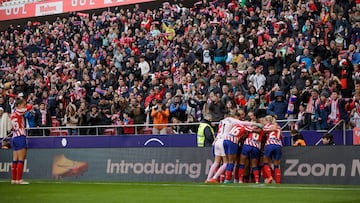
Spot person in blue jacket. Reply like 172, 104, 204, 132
267, 91, 288, 127
169, 95, 187, 122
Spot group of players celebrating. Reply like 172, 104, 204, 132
206, 114, 282, 184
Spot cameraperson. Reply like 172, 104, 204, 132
151, 97, 170, 134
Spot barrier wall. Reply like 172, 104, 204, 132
0, 146, 359, 185
25, 134, 197, 148
1, 130, 351, 149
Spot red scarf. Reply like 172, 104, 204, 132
328, 98, 340, 123
355, 102, 360, 115
40, 109, 47, 126
306, 96, 320, 114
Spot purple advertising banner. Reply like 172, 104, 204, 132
26, 134, 197, 148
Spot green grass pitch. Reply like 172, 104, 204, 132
0, 181, 359, 203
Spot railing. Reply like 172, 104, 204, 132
25, 119, 302, 137
23, 118, 350, 145
315, 120, 347, 146
26, 122, 204, 137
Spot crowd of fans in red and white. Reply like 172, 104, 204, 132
1, 0, 360, 136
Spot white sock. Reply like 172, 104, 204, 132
213, 163, 227, 179
207, 162, 219, 180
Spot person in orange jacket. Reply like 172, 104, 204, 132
151, 97, 170, 134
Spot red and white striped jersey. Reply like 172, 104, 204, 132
264, 124, 283, 146
223, 124, 247, 144
217, 117, 238, 139
11, 105, 32, 137
244, 130, 264, 149
217, 117, 256, 139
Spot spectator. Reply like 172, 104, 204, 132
55, 103, 66, 126
24, 105, 37, 136
98, 106, 113, 134
350, 90, 360, 128
0, 95, 10, 114
267, 91, 288, 126
170, 116, 189, 134
322, 133, 336, 145
128, 98, 145, 134
290, 130, 306, 146
138, 55, 150, 75
121, 111, 135, 135
244, 98, 257, 114
64, 103, 78, 136
338, 59, 354, 98
248, 66, 266, 92
7, 95, 16, 113
315, 92, 330, 130
169, 95, 187, 122
35, 103, 52, 136
302, 88, 320, 130
208, 92, 226, 122
183, 115, 198, 134
86, 105, 101, 135
188, 92, 206, 122
77, 100, 88, 135
266, 66, 280, 91
151, 98, 170, 134
0, 107, 11, 139
327, 90, 349, 127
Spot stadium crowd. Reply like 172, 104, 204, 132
1, 0, 360, 137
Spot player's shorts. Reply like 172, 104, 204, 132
213, 139, 225, 156
264, 144, 282, 160
241, 144, 260, 159
11, 135, 27, 151
223, 140, 238, 155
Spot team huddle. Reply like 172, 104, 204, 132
206, 115, 282, 184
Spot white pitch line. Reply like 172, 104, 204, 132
1, 180, 359, 191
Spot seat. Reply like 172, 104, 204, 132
103, 128, 116, 135
142, 127, 153, 134
50, 129, 68, 136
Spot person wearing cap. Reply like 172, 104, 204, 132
151, 97, 170, 134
